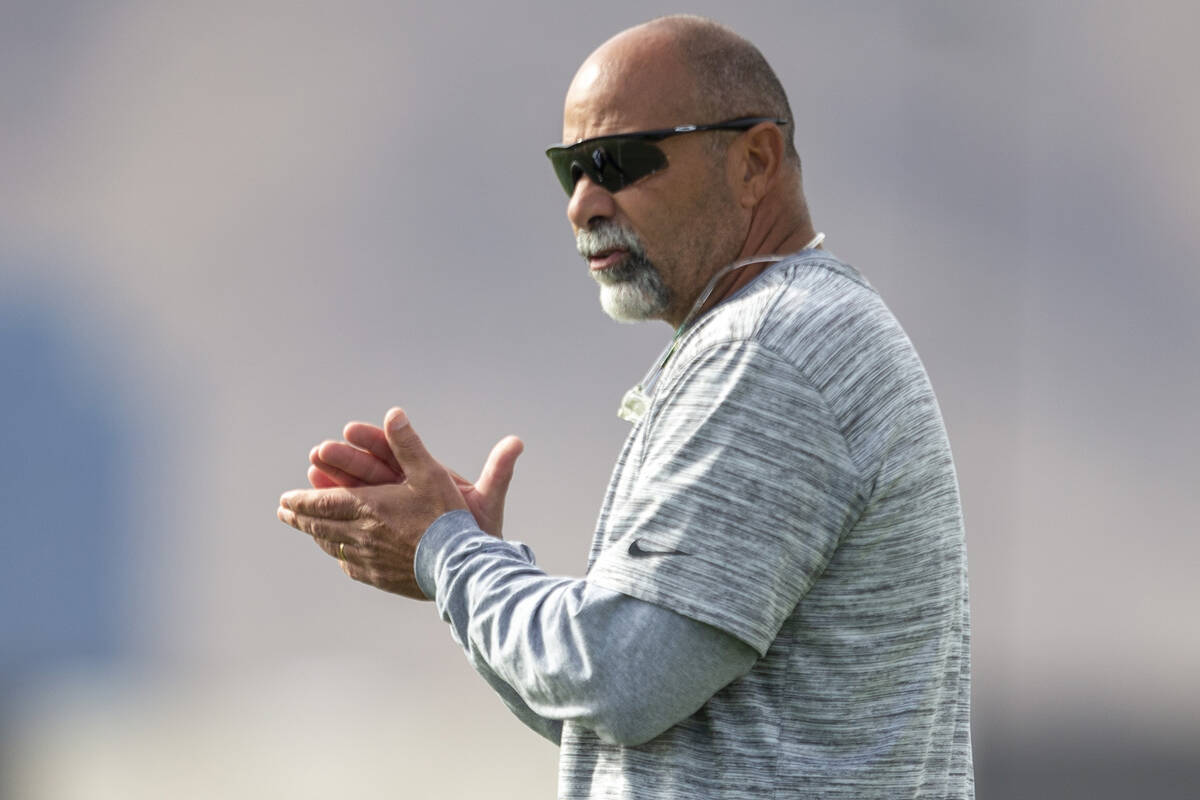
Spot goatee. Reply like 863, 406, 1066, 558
576, 224, 671, 323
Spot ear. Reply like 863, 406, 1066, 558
729, 122, 785, 209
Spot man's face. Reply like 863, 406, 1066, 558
559, 55, 744, 326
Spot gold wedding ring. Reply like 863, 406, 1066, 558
338, 542, 347, 562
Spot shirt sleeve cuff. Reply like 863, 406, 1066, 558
414, 509, 488, 601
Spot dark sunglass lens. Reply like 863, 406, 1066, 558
546, 149, 577, 194
591, 146, 623, 188
546, 137, 669, 196
609, 139, 667, 188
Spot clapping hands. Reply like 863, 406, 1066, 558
277, 407, 523, 598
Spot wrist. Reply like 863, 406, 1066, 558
414, 509, 483, 600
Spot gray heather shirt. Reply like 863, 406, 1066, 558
420, 252, 973, 799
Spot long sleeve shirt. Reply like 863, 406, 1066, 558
415, 509, 758, 746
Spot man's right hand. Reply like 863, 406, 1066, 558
308, 419, 523, 538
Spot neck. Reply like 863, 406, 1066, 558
665, 205, 819, 330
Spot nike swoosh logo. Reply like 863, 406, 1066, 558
628, 539, 689, 558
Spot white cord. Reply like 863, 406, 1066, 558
617, 233, 826, 423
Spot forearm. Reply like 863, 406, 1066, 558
416, 511, 757, 746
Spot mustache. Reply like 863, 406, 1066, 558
576, 224, 646, 258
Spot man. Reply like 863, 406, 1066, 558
278, 15, 973, 799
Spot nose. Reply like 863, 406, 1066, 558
566, 175, 617, 231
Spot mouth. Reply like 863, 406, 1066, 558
587, 247, 629, 271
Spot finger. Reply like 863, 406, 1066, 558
309, 446, 365, 488
315, 536, 356, 564
316, 440, 400, 485
383, 408, 436, 481
310, 527, 362, 581
475, 435, 524, 501
307, 465, 340, 489
310, 444, 364, 485
280, 487, 362, 520
344, 422, 405, 477
312, 536, 373, 584
276, 506, 356, 543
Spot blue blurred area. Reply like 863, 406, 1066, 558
0, 288, 128, 679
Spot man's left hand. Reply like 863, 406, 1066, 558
277, 407, 470, 599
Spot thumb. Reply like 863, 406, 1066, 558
475, 435, 524, 502
384, 407, 435, 480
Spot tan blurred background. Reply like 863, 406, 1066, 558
1, 1, 1197, 797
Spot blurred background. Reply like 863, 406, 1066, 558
1, 1, 1196, 797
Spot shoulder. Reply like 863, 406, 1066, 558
671, 252, 890, 379
658, 253, 942, 478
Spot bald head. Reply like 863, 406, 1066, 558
563, 23, 697, 140
565, 16, 799, 165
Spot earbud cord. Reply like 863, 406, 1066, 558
617, 232, 824, 422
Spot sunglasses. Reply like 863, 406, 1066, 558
545, 117, 788, 196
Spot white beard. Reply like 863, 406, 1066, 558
578, 223, 671, 323
594, 259, 671, 322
